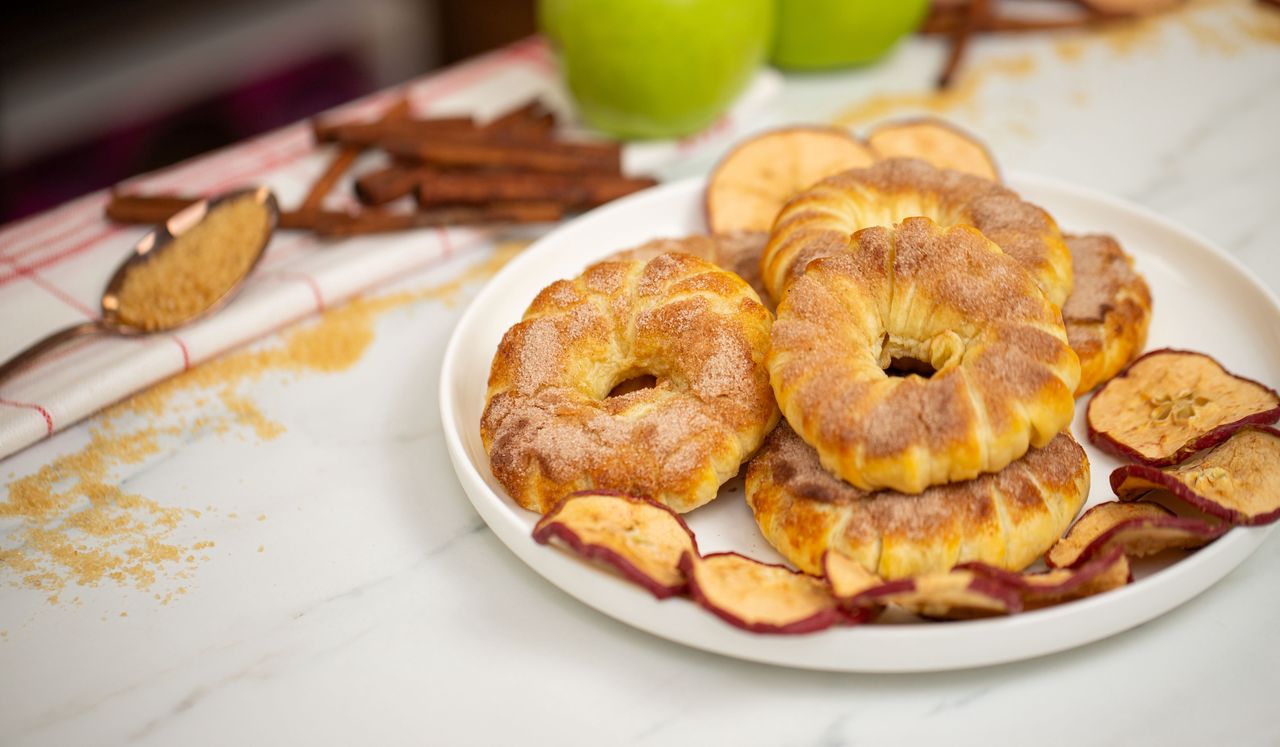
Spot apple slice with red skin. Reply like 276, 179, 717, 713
842, 569, 1022, 620
1087, 349, 1280, 467
821, 550, 894, 620
679, 551, 849, 634
533, 491, 698, 600
1044, 500, 1227, 568
959, 547, 1131, 610
822, 549, 892, 601
865, 118, 1000, 181
705, 126, 876, 234
1111, 426, 1280, 526
1045, 501, 1174, 568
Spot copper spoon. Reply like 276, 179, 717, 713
0, 186, 279, 387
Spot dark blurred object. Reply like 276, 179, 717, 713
438, 0, 537, 63
3, 54, 373, 222
2, 0, 439, 224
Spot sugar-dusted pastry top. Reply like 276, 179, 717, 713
482, 252, 779, 514
746, 423, 1089, 578
761, 157, 1072, 307
1062, 234, 1152, 395
769, 218, 1079, 494
608, 231, 769, 304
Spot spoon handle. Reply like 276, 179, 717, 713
0, 321, 105, 388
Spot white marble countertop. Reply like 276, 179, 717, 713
3, 3, 1280, 744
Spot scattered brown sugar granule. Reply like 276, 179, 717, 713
0, 424, 197, 600
834, 56, 1037, 127
1, 236, 530, 604
113, 194, 270, 331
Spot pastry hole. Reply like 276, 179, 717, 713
608, 374, 658, 397
884, 356, 936, 379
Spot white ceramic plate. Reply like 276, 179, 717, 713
440, 174, 1280, 672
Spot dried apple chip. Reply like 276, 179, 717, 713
1045, 501, 1172, 568
846, 569, 1022, 620
1111, 426, 1280, 526
532, 491, 698, 599
822, 549, 889, 600
865, 118, 1000, 181
679, 552, 845, 634
960, 547, 1131, 610
1039, 551, 1132, 608
1087, 349, 1280, 466
705, 127, 877, 233
1045, 500, 1227, 568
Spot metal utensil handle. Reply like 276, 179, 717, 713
0, 321, 105, 388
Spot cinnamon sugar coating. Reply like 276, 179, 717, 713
481, 253, 779, 514
769, 218, 1080, 494
609, 231, 769, 304
1062, 234, 1152, 395
746, 423, 1089, 578
761, 158, 1073, 308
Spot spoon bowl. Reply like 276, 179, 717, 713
0, 186, 278, 384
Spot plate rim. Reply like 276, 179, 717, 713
439, 172, 1279, 672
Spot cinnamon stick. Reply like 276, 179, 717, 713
484, 99, 557, 138
938, 0, 990, 89
353, 164, 427, 206
107, 192, 319, 230
105, 193, 564, 236
316, 116, 479, 148
921, 5, 963, 34
308, 202, 566, 237
417, 172, 657, 209
300, 97, 413, 216
299, 149, 360, 213
384, 137, 622, 175
105, 193, 200, 225
922, 7, 1106, 34
323, 98, 557, 148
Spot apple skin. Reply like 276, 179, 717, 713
770, 0, 930, 70
1087, 348, 1280, 467
959, 547, 1132, 609
539, 0, 774, 139
847, 572, 1023, 618
532, 490, 699, 600
679, 552, 846, 634
959, 546, 1128, 598
1110, 427, 1280, 526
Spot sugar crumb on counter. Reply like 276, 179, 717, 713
836, 0, 1272, 130
0, 239, 529, 606
834, 56, 1036, 127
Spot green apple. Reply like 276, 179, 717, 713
539, 0, 773, 139
770, 0, 930, 70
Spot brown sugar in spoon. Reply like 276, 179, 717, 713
0, 186, 279, 386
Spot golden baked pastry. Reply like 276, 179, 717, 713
609, 231, 770, 303
746, 423, 1090, 578
761, 158, 1073, 308
482, 252, 779, 514
769, 218, 1080, 494
1062, 234, 1152, 395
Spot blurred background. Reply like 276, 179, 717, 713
1, 0, 537, 223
